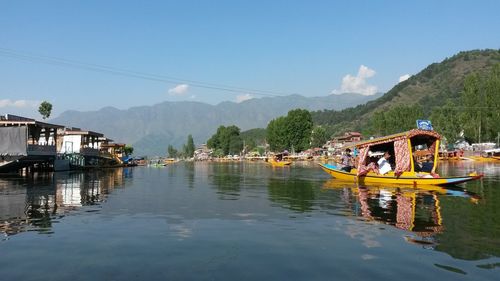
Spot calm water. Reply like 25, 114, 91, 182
0, 161, 499, 280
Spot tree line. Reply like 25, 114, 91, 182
368, 64, 500, 143
167, 134, 195, 158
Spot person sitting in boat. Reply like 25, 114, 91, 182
341, 148, 354, 172
377, 151, 392, 175
357, 156, 379, 176
414, 154, 433, 172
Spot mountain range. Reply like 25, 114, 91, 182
51, 49, 500, 156
51, 92, 382, 156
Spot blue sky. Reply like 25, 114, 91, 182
1, 0, 499, 118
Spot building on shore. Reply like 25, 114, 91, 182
1, 114, 130, 173
0, 114, 64, 173
324, 132, 362, 156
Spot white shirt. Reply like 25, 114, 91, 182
377, 157, 392, 175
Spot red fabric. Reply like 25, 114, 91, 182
395, 194, 413, 230
394, 139, 411, 176
357, 162, 379, 176
356, 147, 370, 176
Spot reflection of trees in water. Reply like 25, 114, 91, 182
434, 181, 500, 261
209, 163, 242, 199
268, 178, 315, 212
0, 168, 127, 237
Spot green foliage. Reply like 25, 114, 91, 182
184, 135, 195, 157
267, 109, 313, 152
167, 144, 178, 158
266, 116, 288, 152
251, 146, 265, 156
430, 101, 461, 142
458, 64, 500, 142
369, 105, 424, 136
207, 125, 243, 155
310, 125, 329, 148
38, 101, 53, 120
123, 145, 134, 156
240, 128, 267, 150
311, 49, 500, 137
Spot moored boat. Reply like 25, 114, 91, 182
467, 148, 500, 162
319, 129, 483, 186
268, 158, 292, 167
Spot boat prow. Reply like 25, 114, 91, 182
319, 163, 483, 186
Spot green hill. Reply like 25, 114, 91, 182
312, 49, 500, 137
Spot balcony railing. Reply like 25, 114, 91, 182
80, 147, 99, 157
27, 145, 56, 156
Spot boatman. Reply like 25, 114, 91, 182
341, 148, 354, 172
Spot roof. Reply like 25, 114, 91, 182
63, 130, 104, 137
101, 143, 126, 148
354, 129, 441, 149
0, 114, 64, 128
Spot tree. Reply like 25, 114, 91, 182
123, 145, 134, 156
286, 109, 313, 152
266, 109, 313, 152
38, 101, 53, 119
368, 105, 424, 136
167, 144, 178, 158
185, 135, 195, 158
207, 125, 243, 155
310, 126, 329, 148
430, 101, 461, 142
266, 116, 288, 152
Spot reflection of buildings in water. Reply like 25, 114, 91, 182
55, 169, 125, 207
1, 168, 126, 237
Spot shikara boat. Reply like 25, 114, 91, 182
319, 129, 483, 186
268, 158, 292, 167
467, 148, 500, 162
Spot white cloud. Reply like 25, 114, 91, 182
333, 65, 378, 96
398, 74, 411, 83
236, 94, 253, 103
0, 99, 40, 108
168, 84, 189, 96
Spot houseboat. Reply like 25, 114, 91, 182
0, 114, 63, 173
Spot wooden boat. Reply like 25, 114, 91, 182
319, 129, 483, 186
467, 148, 500, 162
438, 150, 464, 161
268, 158, 292, 167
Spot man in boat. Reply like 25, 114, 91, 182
377, 151, 392, 175
341, 148, 354, 172
416, 154, 434, 173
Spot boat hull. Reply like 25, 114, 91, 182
268, 159, 292, 167
319, 164, 482, 186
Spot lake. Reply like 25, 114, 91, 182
0, 161, 499, 280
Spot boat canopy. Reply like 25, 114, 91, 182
355, 129, 442, 176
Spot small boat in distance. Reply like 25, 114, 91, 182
319, 129, 483, 186
268, 158, 292, 167
267, 152, 292, 167
467, 148, 500, 162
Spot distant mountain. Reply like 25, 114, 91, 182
312, 49, 500, 132
51, 93, 381, 156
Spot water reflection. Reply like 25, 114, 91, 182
268, 178, 316, 212
322, 180, 477, 248
208, 163, 243, 199
0, 168, 127, 237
